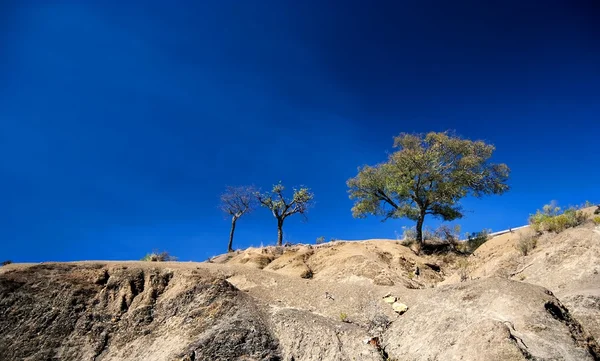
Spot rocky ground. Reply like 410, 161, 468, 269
1, 216, 599, 360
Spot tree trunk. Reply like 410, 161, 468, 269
228, 217, 237, 252
415, 212, 426, 245
277, 218, 284, 246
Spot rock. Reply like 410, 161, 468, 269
384, 278, 599, 360
383, 296, 397, 303
392, 302, 409, 314
0, 264, 281, 361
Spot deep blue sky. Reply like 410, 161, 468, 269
1, 1, 598, 262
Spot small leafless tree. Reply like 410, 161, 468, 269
221, 186, 256, 252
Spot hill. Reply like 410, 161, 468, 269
1, 212, 599, 360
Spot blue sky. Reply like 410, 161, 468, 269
1, 1, 598, 262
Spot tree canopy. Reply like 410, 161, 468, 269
347, 131, 510, 245
220, 186, 256, 252
256, 182, 314, 246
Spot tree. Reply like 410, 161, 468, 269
347, 131, 510, 245
256, 182, 314, 246
220, 186, 256, 252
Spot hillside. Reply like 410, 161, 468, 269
1, 217, 599, 360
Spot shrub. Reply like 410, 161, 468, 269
529, 202, 587, 233
400, 227, 416, 246
595, 206, 600, 215
1, 260, 12, 266
435, 224, 461, 245
464, 229, 492, 253
316, 236, 326, 244
402, 224, 461, 249
516, 230, 538, 256
141, 251, 177, 262
456, 258, 470, 282
593, 216, 600, 225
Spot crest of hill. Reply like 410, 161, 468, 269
210, 239, 448, 288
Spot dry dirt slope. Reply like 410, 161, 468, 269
0, 222, 599, 360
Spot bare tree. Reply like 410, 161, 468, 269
256, 182, 314, 246
221, 186, 256, 252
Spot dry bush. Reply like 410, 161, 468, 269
456, 258, 470, 282
516, 230, 538, 256
141, 251, 177, 262
402, 225, 462, 254
399, 227, 416, 246
593, 216, 600, 225
1, 260, 12, 267
464, 229, 492, 253
362, 300, 391, 336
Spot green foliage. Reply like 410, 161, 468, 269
1, 260, 12, 266
347, 131, 510, 244
256, 182, 314, 218
464, 229, 492, 253
141, 251, 177, 262
529, 202, 588, 233
316, 236, 326, 244
592, 216, 600, 225
256, 182, 315, 245
339, 312, 349, 323
516, 230, 538, 256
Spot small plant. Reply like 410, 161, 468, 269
1, 260, 12, 266
593, 216, 600, 225
339, 312, 349, 323
595, 206, 600, 215
141, 251, 177, 262
316, 236, 326, 244
456, 258, 470, 282
516, 230, 538, 256
300, 268, 313, 279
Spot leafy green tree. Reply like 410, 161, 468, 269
256, 183, 314, 246
347, 131, 510, 245
221, 186, 256, 252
